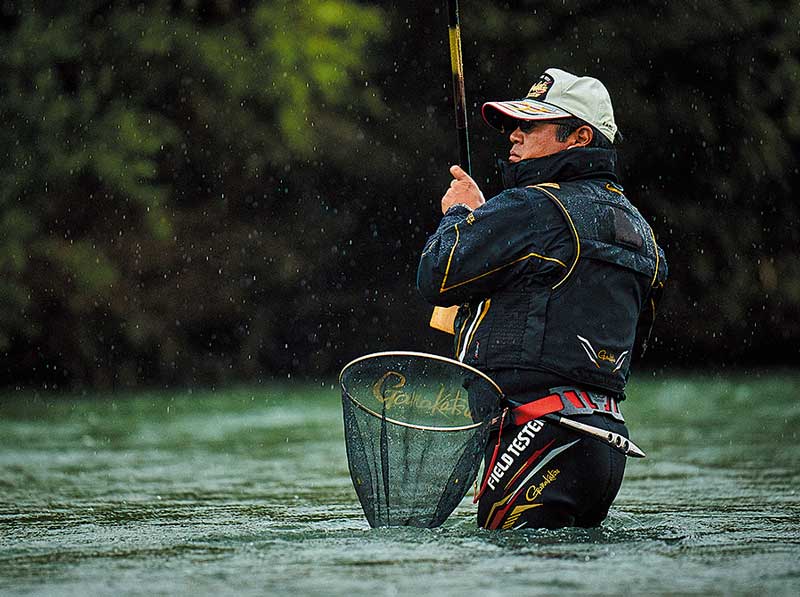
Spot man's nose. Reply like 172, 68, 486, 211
508, 127, 522, 144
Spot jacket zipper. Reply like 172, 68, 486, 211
458, 300, 489, 362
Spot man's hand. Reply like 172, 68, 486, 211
441, 165, 485, 214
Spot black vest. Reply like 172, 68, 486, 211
455, 150, 666, 395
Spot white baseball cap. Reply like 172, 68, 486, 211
481, 68, 618, 142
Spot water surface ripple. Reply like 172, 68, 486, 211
1, 376, 798, 596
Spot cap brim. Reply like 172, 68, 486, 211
482, 99, 572, 131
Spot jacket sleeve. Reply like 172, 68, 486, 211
416, 188, 572, 306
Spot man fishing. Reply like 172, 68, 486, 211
417, 68, 667, 530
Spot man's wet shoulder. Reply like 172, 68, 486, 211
493, 186, 566, 215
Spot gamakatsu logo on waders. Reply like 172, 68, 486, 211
487, 420, 543, 490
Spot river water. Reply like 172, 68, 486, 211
1, 374, 798, 596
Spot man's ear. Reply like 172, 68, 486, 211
568, 125, 594, 148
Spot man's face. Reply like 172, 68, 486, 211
508, 120, 572, 163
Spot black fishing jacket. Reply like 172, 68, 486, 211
417, 148, 667, 399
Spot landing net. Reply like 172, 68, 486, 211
339, 351, 502, 528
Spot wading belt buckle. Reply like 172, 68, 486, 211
510, 386, 624, 427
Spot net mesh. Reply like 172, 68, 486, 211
340, 352, 502, 528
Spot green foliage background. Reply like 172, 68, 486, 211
1, 0, 798, 389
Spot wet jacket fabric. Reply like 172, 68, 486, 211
417, 148, 667, 399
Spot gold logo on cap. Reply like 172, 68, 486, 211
527, 80, 549, 98
526, 74, 554, 99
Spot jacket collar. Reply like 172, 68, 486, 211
499, 147, 619, 189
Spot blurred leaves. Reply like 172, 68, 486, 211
0, 0, 798, 388
0, 0, 386, 385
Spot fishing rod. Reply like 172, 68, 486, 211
446, 0, 471, 175
430, 0, 471, 334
